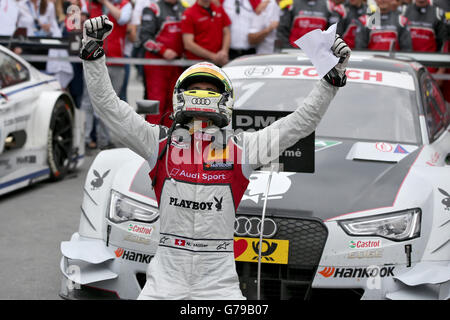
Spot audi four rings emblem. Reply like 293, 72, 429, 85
192, 97, 211, 105
234, 216, 277, 238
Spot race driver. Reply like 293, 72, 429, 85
80, 15, 351, 299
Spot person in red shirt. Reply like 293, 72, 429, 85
139, 0, 185, 126
81, 0, 132, 149
181, 0, 231, 66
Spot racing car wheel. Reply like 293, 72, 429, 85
47, 98, 74, 181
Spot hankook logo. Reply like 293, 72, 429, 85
318, 266, 395, 278
191, 97, 211, 105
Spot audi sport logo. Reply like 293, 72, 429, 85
234, 216, 277, 238
191, 97, 211, 105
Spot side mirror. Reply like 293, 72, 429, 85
136, 100, 159, 115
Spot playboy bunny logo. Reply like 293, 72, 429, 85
214, 196, 223, 211
91, 169, 111, 190
438, 188, 450, 211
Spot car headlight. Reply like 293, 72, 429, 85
108, 190, 159, 223
338, 208, 421, 241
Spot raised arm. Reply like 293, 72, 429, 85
239, 36, 351, 177
80, 16, 161, 168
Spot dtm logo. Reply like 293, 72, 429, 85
191, 97, 211, 105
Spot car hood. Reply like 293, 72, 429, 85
126, 139, 420, 221
237, 139, 420, 221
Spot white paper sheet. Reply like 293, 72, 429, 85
294, 23, 339, 78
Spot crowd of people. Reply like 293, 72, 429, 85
0, 0, 449, 150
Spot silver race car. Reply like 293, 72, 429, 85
60, 52, 450, 300
0, 45, 84, 195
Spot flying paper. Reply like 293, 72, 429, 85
294, 24, 339, 78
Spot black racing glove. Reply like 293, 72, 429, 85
324, 35, 351, 87
80, 15, 113, 61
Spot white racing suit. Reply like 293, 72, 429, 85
83, 56, 338, 299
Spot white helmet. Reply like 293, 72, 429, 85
172, 62, 234, 128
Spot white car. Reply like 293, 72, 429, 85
0, 45, 84, 195
60, 52, 450, 300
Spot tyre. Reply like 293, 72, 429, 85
47, 99, 74, 181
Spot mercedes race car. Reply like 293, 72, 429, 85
60, 52, 450, 300
0, 45, 84, 196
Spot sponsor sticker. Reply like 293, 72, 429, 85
234, 237, 289, 264
90, 169, 110, 190
315, 140, 342, 152
375, 142, 393, 152
426, 152, 440, 166
203, 162, 234, 170
128, 223, 152, 236
169, 168, 228, 181
318, 266, 395, 278
347, 249, 383, 259
114, 247, 152, 264
169, 196, 223, 212
16, 155, 37, 164
349, 239, 382, 249
438, 188, 450, 211
394, 144, 409, 154
124, 234, 151, 245
224, 66, 415, 90
206, 146, 231, 162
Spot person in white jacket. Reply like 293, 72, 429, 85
79, 15, 350, 299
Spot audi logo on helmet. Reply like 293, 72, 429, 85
234, 216, 277, 238
191, 97, 211, 105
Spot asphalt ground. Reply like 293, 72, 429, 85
0, 152, 97, 299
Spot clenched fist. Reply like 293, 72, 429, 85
331, 35, 351, 75
80, 15, 114, 61
324, 35, 351, 87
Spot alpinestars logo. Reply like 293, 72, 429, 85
114, 248, 152, 264
318, 266, 395, 278
169, 197, 223, 212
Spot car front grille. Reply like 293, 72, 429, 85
235, 215, 328, 300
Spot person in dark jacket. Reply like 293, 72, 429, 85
276, 0, 342, 49
403, 0, 447, 52
337, 0, 368, 48
355, 0, 412, 51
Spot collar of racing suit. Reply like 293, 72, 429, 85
175, 121, 230, 149
152, 121, 231, 187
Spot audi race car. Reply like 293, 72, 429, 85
0, 45, 84, 195
60, 52, 450, 300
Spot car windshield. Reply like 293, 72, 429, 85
230, 79, 420, 144
0, 51, 29, 89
